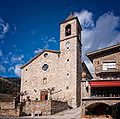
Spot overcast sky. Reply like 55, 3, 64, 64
0, 0, 120, 77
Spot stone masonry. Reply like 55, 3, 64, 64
20, 14, 82, 116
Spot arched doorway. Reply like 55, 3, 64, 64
85, 102, 111, 116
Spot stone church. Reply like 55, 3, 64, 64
21, 14, 82, 107
20, 14, 92, 116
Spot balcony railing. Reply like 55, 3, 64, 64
95, 64, 120, 74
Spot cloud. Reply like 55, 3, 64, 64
11, 54, 24, 63
14, 64, 22, 77
8, 66, 14, 73
0, 64, 6, 73
31, 30, 36, 36
75, 10, 120, 52
34, 48, 43, 54
74, 10, 120, 74
8, 64, 22, 77
0, 17, 9, 40
41, 35, 56, 49
74, 10, 94, 29
0, 49, 8, 64
0, 49, 2, 56
44, 43, 49, 49
48, 37, 57, 43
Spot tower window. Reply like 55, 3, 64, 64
67, 59, 69, 62
43, 78, 47, 84
65, 24, 71, 36
67, 73, 69, 76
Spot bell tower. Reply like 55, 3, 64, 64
59, 14, 82, 108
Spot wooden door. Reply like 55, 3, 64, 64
40, 91, 48, 101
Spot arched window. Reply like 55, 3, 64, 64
65, 24, 71, 36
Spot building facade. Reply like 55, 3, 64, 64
87, 43, 120, 98
81, 43, 120, 117
20, 14, 82, 112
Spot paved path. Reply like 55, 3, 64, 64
0, 107, 111, 119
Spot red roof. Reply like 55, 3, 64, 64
89, 80, 120, 87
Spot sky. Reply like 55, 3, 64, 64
0, 0, 120, 77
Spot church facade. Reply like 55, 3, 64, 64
20, 14, 83, 110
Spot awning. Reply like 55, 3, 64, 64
89, 80, 120, 87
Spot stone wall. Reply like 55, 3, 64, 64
22, 100, 69, 116
0, 109, 19, 117
51, 100, 69, 114
0, 99, 20, 117
22, 100, 51, 116
0, 100, 15, 109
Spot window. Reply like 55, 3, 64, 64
65, 41, 70, 49
44, 53, 48, 58
34, 89, 37, 92
67, 73, 69, 76
66, 86, 69, 89
67, 59, 69, 62
42, 64, 49, 71
65, 24, 71, 36
43, 78, 47, 84
102, 62, 116, 70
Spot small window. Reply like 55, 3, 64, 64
42, 64, 49, 71
65, 41, 70, 49
67, 59, 69, 62
34, 89, 37, 92
26, 69, 28, 71
65, 24, 71, 36
44, 53, 48, 58
67, 73, 69, 76
43, 78, 47, 84
66, 86, 69, 89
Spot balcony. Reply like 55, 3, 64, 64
91, 86, 120, 98
95, 63, 120, 75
